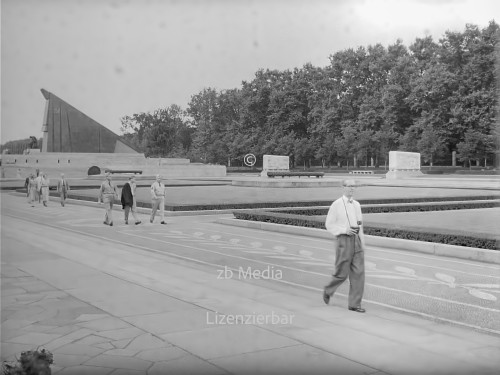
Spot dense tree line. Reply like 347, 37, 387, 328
170, 21, 495, 168
6, 22, 497, 169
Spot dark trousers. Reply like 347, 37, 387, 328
124, 202, 139, 222
60, 191, 67, 206
324, 234, 365, 308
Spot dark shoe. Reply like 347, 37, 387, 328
135, 221, 142, 225
125, 220, 128, 225
43, 202, 47, 207
161, 221, 167, 225
348, 306, 366, 313
103, 221, 108, 225
109, 222, 113, 227
322, 291, 330, 305
150, 218, 153, 223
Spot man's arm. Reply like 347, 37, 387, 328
325, 200, 349, 237
151, 183, 158, 199
98, 183, 104, 203
355, 202, 366, 249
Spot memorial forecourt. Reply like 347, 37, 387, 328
206, 311, 294, 325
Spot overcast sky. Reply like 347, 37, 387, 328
1, 0, 499, 143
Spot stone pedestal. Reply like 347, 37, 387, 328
260, 155, 290, 177
385, 151, 424, 179
385, 170, 425, 179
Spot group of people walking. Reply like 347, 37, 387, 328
26, 171, 70, 207
25, 171, 166, 230
97, 174, 367, 313
98, 173, 167, 226
24, 170, 366, 313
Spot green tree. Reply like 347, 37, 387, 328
457, 129, 495, 167
188, 87, 246, 164
334, 122, 359, 168
417, 125, 447, 167
120, 105, 191, 157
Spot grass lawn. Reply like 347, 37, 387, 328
363, 207, 500, 239
67, 184, 499, 240
73, 185, 498, 206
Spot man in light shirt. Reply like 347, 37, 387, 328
34, 171, 43, 204
98, 172, 118, 226
323, 179, 366, 313
40, 173, 50, 207
57, 173, 70, 207
150, 174, 167, 225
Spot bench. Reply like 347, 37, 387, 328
267, 171, 324, 178
104, 169, 143, 175
349, 170, 374, 175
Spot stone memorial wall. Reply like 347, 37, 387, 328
386, 151, 424, 179
260, 155, 289, 177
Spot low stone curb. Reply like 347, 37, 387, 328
216, 217, 500, 265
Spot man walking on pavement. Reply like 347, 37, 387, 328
57, 173, 70, 207
150, 174, 167, 225
34, 171, 42, 204
121, 175, 141, 225
98, 172, 118, 226
40, 173, 50, 207
323, 179, 366, 313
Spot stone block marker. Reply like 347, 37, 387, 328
386, 151, 424, 179
260, 155, 290, 177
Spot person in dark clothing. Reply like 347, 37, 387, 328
24, 176, 30, 197
120, 176, 141, 225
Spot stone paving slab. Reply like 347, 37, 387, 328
210, 344, 380, 375
2, 211, 500, 375
122, 309, 211, 335
147, 355, 227, 375
289, 326, 499, 375
161, 324, 301, 360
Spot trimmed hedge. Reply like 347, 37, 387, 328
278, 200, 500, 216
355, 195, 500, 205
422, 170, 444, 174
161, 195, 500, 211
15, 187, 500, 213
232, 210, 499, 250
27, 189, 500, 212
364, 226, 497, 249
455, 170, 499, 175
150, 194, 500, 211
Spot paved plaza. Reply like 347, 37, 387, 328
1, 187, 500, 374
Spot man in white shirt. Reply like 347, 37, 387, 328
150, 174, 167, 225
323, 179, 366, 313
34, 171, 43, 204
98, 172, 118, 226
57, 173, 70, 207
